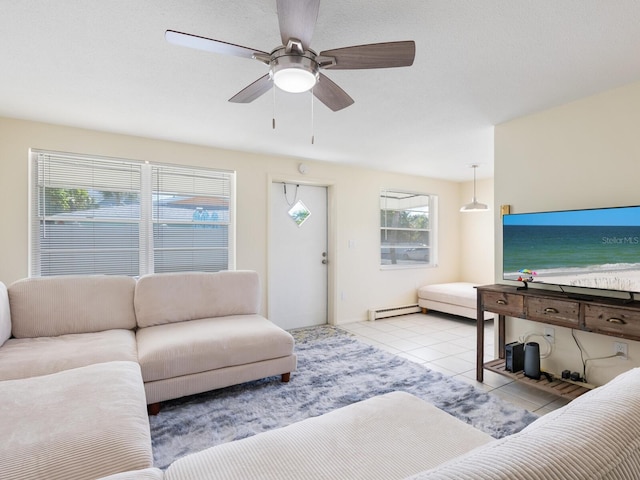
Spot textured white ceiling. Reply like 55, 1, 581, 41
2, 1, 640, 181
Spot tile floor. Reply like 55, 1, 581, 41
339, 311, 571, 415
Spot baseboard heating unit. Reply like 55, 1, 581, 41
368, 304, 421, 321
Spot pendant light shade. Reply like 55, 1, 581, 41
460, 164, 489, 212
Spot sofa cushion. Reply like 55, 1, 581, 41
8, 275, 137, 338
0, 281, 10, 346
136, 314, 294, 382
0, 329, 137, 381
0, 361, 153, 480
164, 391, 494, 480
408, 367, 640, 479
97, 468, 165, 480
134, 271, 260, 328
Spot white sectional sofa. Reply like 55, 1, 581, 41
0, 271, 296, 480
100, 367, 640, 479
4, 271, 640, 479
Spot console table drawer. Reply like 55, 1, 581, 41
526, 297, 580, 328
584, 305, 640, 339
482, 291, 524, 317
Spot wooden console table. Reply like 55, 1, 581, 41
476, 284, 640, 399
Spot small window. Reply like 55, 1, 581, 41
380, 189, 437, 268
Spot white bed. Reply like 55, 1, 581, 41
417, 282, 494, 321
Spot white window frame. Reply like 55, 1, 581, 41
380, 188, 438, 269
29, 149, 235, 277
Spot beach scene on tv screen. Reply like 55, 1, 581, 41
503, 207, 640, 293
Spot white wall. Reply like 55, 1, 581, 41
0, 116, 483, 324
494, 80, 640, 385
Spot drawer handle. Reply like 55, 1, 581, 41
607, 317, 627, 325
544, 307, 559, 314
496, 299, 507, 305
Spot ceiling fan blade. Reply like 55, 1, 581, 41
276, 0, 320, 50
229, 74, 273, 103
313, 73, 354, 112
319, 41, 416, 70
165, 30, 268, 59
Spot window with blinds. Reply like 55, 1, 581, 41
380, 189, 437, 268
30, 150, 235, 277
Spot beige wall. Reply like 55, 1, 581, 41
459, 177, 494, 284
494, 80, 640, 385
0, 116, 488, 324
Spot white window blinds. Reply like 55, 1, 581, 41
150, 164, 234, 273
30, 150, 235, 277
380, 189, 437, 268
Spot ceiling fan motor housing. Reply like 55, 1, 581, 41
270, 47, 319, 93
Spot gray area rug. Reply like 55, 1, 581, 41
150, 325, 538, 469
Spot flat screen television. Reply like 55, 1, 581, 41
502, 205, 640, 297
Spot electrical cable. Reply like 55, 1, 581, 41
520, 332, 553, 359
571, 329, 587, 382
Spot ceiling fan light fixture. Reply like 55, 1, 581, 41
273, 67, 317, 93
270, 53, 319, 93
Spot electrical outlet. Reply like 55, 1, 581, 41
544, 327, 555, 344
614, 341, 628, 360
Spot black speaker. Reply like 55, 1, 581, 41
524, 342, 541, 380
505, 342, 524, 373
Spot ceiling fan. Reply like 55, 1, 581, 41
166, 0, 416, 112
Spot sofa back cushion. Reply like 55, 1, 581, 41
134, 271, 260, 328
8, 275, 137, 338
409, 367, 640, 480
0, 282, 11, 346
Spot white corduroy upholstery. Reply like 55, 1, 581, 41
408, 367, 640, 479
134, 270, 296, 405
165, 391, 494, 480
136, 315, 294, 382
0, 361, 153, 480
134, 270, 260, 328
8, 275, 137, 338
0, 270, 297, 478
97, 468, 165, 480
0, 329, 137, 381
0, 281, 11, 346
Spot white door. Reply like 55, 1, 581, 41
269, 183, 328, 330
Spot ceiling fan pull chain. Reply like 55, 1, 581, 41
272, 85, 276, 130
311, 88, 315, 145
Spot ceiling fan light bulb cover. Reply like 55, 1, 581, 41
273, 67, 317, 93
270, 53, 319, 93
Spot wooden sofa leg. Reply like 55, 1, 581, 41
147, 403, 161, 416
281, 372, 291, 383
421, 307, 428, 314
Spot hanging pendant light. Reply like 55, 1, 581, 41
460, 164, 489, 212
